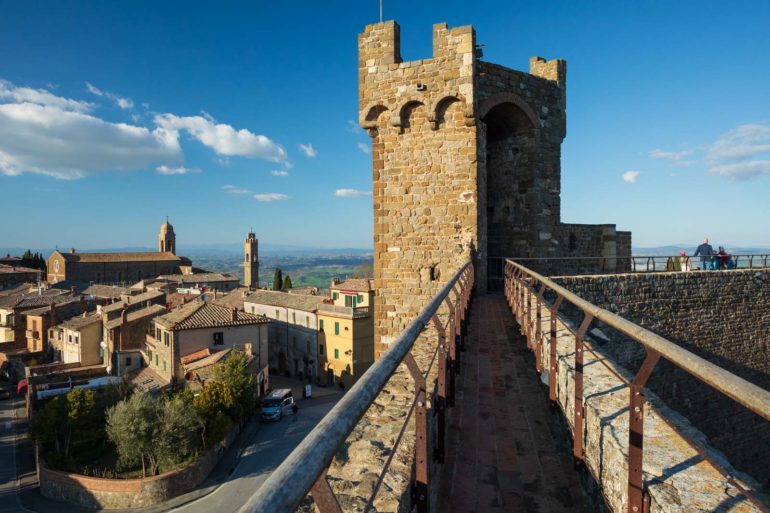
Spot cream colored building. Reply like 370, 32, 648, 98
145, 301, 270, 389
317, 279, 375, 388
54, 312, 102, 366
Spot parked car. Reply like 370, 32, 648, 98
260, 388, 295, 421
0, 389, 11, 400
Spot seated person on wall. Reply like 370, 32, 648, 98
679, 250, 692, 272
717, 246, 733, 270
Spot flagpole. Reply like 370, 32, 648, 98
379, 0, 382, 22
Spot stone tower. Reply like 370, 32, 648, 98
359, 21, 629, 355
158, 218, 176, 255
244, 231, 259, 289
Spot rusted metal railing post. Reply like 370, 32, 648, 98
627, 350, 661, 513
310, 468, 343, 513
573, 313, 594, 464
534, 284, 546, 373
404, 352, 429, 513
548, 295, 564, 404
433, 307, 451, 463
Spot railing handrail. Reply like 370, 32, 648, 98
505, 258, 770, 421
239, 259, 472, 513
497, 253, 770, 261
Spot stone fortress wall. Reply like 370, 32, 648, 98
553, 269, 770, 487
359, 21, 631, 357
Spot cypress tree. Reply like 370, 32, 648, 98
282, 275, 292, 290
272, 268, 283, 291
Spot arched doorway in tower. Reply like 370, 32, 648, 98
482, 99, 539, 289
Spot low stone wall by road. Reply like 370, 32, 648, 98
39, 450, 219, 509
522, 297, 765, 512
552, 269, 770, 487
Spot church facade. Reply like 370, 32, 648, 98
47, 220, 193, 284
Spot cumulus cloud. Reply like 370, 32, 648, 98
254, 193, 288, 202
704, 124, 770, 180
335, 188, 372, 198
648, 149, 691, 162
155, 113, 287, 163
156, 165, 199, 175
0, 79, 289, 179
271, 170, 288, 176
85, 82, 134, 110
0, 101, 180, 179
222, 184, 251, 194
357, 142, 371, 155
298, 143, 317, 158
0, 79, 92, 112
622, 171, 640, 184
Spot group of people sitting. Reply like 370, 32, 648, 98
676, 238, 735, 271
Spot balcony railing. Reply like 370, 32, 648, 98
504, 258, 770, 513
239, 260, 474, 513
317, 303, 371, 318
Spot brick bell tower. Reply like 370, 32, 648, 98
244, 230, 259, 289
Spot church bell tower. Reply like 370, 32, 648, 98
159, 217, 176, 254
244, 230, 259, 289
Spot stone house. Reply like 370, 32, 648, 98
0, 263, 41, 291
243, 290, 322, 380
0, 290, 78, 348
154, 272, 240, 293
101, 304, 167, 377
145, 302, 270, 388
54, 312, 102, 366
317, 279, 375, 388
25, 299, 91, 354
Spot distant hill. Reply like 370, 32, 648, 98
0, 245, 373, 259
633, 245, 770, 256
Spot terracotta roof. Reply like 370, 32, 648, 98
126, 366, 169, 392
0, 290, 74, 309
56, 250, 183, 263
331, 278, 374, 292
101, 289, 165, 313
211, 287, 250, 310
104, 304, 167, 330
180, 347, 211, 365
82, 284, 132, 299
23, 298, 83, 317
183, 348, 232, 373
156, 272, 240, 284
0, 263, 41, 275
244, 290, 323, 312
59, 312, 101, 330
154, 302, 270, 331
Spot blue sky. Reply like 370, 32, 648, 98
1, 1, 769, 250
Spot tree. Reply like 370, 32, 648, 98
155, 397, 202, 469
192, 381, 232, 448
282, 275, 293, 290
272, 267, 283, 291
212, 350, 257, 422
106, 393, 161, 477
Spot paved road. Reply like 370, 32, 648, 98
170, 394, 339, 513
0, 385, 27, 513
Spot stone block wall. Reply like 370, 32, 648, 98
553, 269, 770, 487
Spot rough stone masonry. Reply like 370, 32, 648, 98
358, 21, 631, 357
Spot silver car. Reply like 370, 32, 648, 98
261, 389, 295, 421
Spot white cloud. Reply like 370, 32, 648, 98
357, 142, 371, 155
0, 101, 180, 179
335, 188, 372, 198
254, 193, 288, 202
706, 124, 770, 180
156, 165, 199, 175
156, 113, 287, 163
271, 170, 288, 177
0, 79, 92, 113
222, 185, 252, 194
709, 161, 770, 180
298, 143, 317, 158
85, 82, 134, 110
648, 149, 691, 162
622, 170, 640, 184
347, 119, 362, 134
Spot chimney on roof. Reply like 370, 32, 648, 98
230, 307, 238, 322
69, 248, 76, 254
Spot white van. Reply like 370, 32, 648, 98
261, 388, 295, 421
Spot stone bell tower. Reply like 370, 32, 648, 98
159, 217, 176, 255
244, 231, 259, 289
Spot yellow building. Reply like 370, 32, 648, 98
317, 279, 374, 388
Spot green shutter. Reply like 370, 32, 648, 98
334, 348, 339, 359
335, 322, 339, 335
319, 319, 324, 332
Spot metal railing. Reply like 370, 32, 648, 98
239, 260, 474, 513
317, 303, 372, 318
488, 254, 770, 290
504, 258, 770, 513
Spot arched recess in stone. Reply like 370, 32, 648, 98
482, 97, 542, 260
360, 103, 389, 137
396, 100, 426, 133
432, 95, 460, 130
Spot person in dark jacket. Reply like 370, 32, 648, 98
694, 238, 715, 270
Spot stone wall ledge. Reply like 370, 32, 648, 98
524, 303, 765, 512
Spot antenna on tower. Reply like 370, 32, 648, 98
379, 0, 382, 22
